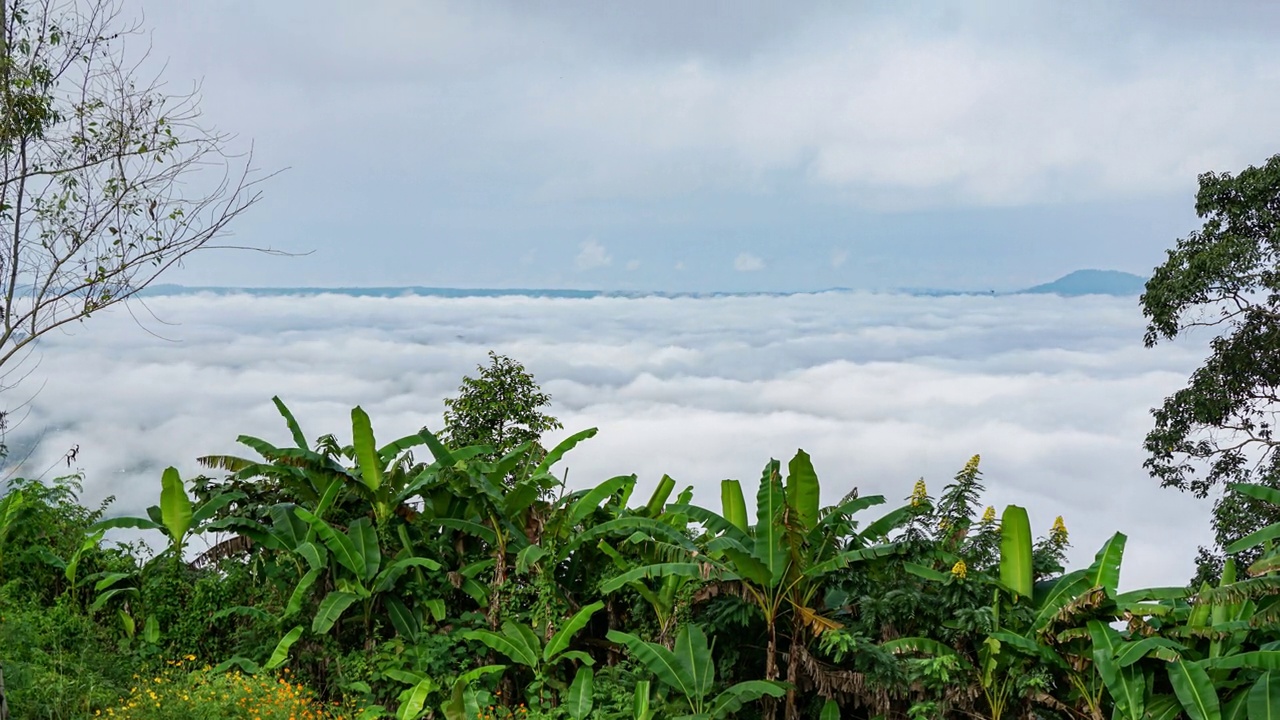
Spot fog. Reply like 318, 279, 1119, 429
5, 290, 1210, 590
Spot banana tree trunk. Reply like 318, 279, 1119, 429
762, 621, 779, 720
784, 634, 801, 720
488, 546, 506, 630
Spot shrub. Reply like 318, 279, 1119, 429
94, 659, 367, 720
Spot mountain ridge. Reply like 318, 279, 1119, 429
140, 269, 1148, 299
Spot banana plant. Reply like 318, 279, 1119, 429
93, 467, 244, 566
603, 450, 905, 720
596, 476, 697, 647
284, 507, 442, 637
202, 399, 440, 531
607, 623, 787, 720
463, 601, 603, 708
197, 396, 354, 515
417, 428, 575, 630
886, 504, 1145, 720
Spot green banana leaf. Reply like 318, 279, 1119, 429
464, 622, 540, 669
754, 460, 788, 587
312, 591, 361, 634
347, 518, 381, 584
159, 467, 193, 543
1168, 659, 1222, 720
608, 629, 698, 705
1000, 505, 1033, 599
265, 626, 303, 670
295, 508, 366, 579
785, 450, 820, 533
707, 680, 788, 720
721, 479, 749, 534
350, 406, 383, 492
545, 601, 604, 663
565, 666, 594, 720
1249, 671, 1280, 720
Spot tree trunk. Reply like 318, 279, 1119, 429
762, 621, 779, 720
488, 549, 506, 630
784, 634, 801, 720
0, 661, 8, 720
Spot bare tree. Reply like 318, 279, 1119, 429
0, 0, 267, 411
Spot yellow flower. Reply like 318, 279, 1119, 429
964, 454, 981, 473
911, 478, 928, 507
951, 560, 968, 578
981, 505, 996, 523
1051, 515, 1069, 544
938, 517, 951, 531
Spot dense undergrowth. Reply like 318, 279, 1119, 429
2, 402, 1279, 720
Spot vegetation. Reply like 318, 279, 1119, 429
0, 0, 1276, 712
4, 392, 1280, 719
1141, 153, 1280, 584
443, 351, 563, 468
0, 0, 268, 458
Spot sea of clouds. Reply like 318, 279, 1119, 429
4, 290, 1213, 590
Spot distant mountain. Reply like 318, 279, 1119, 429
142, 272, 1149, 300
1020, 269, 1147, 297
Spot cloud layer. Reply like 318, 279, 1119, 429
7, 290, 1209, 590
125, 0, 1276, 290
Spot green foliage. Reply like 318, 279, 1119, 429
608, 624, 786, 720
464, 601, 603, 708
13, 395, 1280, 720
1141, 154, 1280, 584
442, 351, 563, 467
0, 588, 135, 719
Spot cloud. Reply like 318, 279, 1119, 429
626, 259, 641, 271
137, 1, 1280, 216
734, 253, 765, 272
575, 239, 612, 270
478, 4, 1280, 207
5, 290, 1210, 589
674, 261, 686, 271
831, 249, 849, 269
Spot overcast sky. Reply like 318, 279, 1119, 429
123, 1, 1280, 292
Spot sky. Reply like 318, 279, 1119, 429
7, 290, 1211, 591
118, 0, 1280, 292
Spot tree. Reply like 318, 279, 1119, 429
1140, 153, 1280, 580
0, 0, 264, 433
442, 351, 562, 466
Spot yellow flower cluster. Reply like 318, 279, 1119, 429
981, 506, 996, 524
1051, 515, 1069, 544
911, 479, 928, 507
950, 560, 967, 579
963, 454, 981, 473
94, 659, 365, 720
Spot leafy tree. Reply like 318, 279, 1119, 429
442, 351, 562, 468
1140, 153, 1280, 581
0, 0, 266, 443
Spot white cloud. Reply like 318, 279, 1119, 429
137, 2, 1280, 214
5, 291, 1210, 589
626, 259, 641, 271
575, 239, 612, 270
500, 8, 1280, 206
734, 253, 765, 272
831, 249, 849, 269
